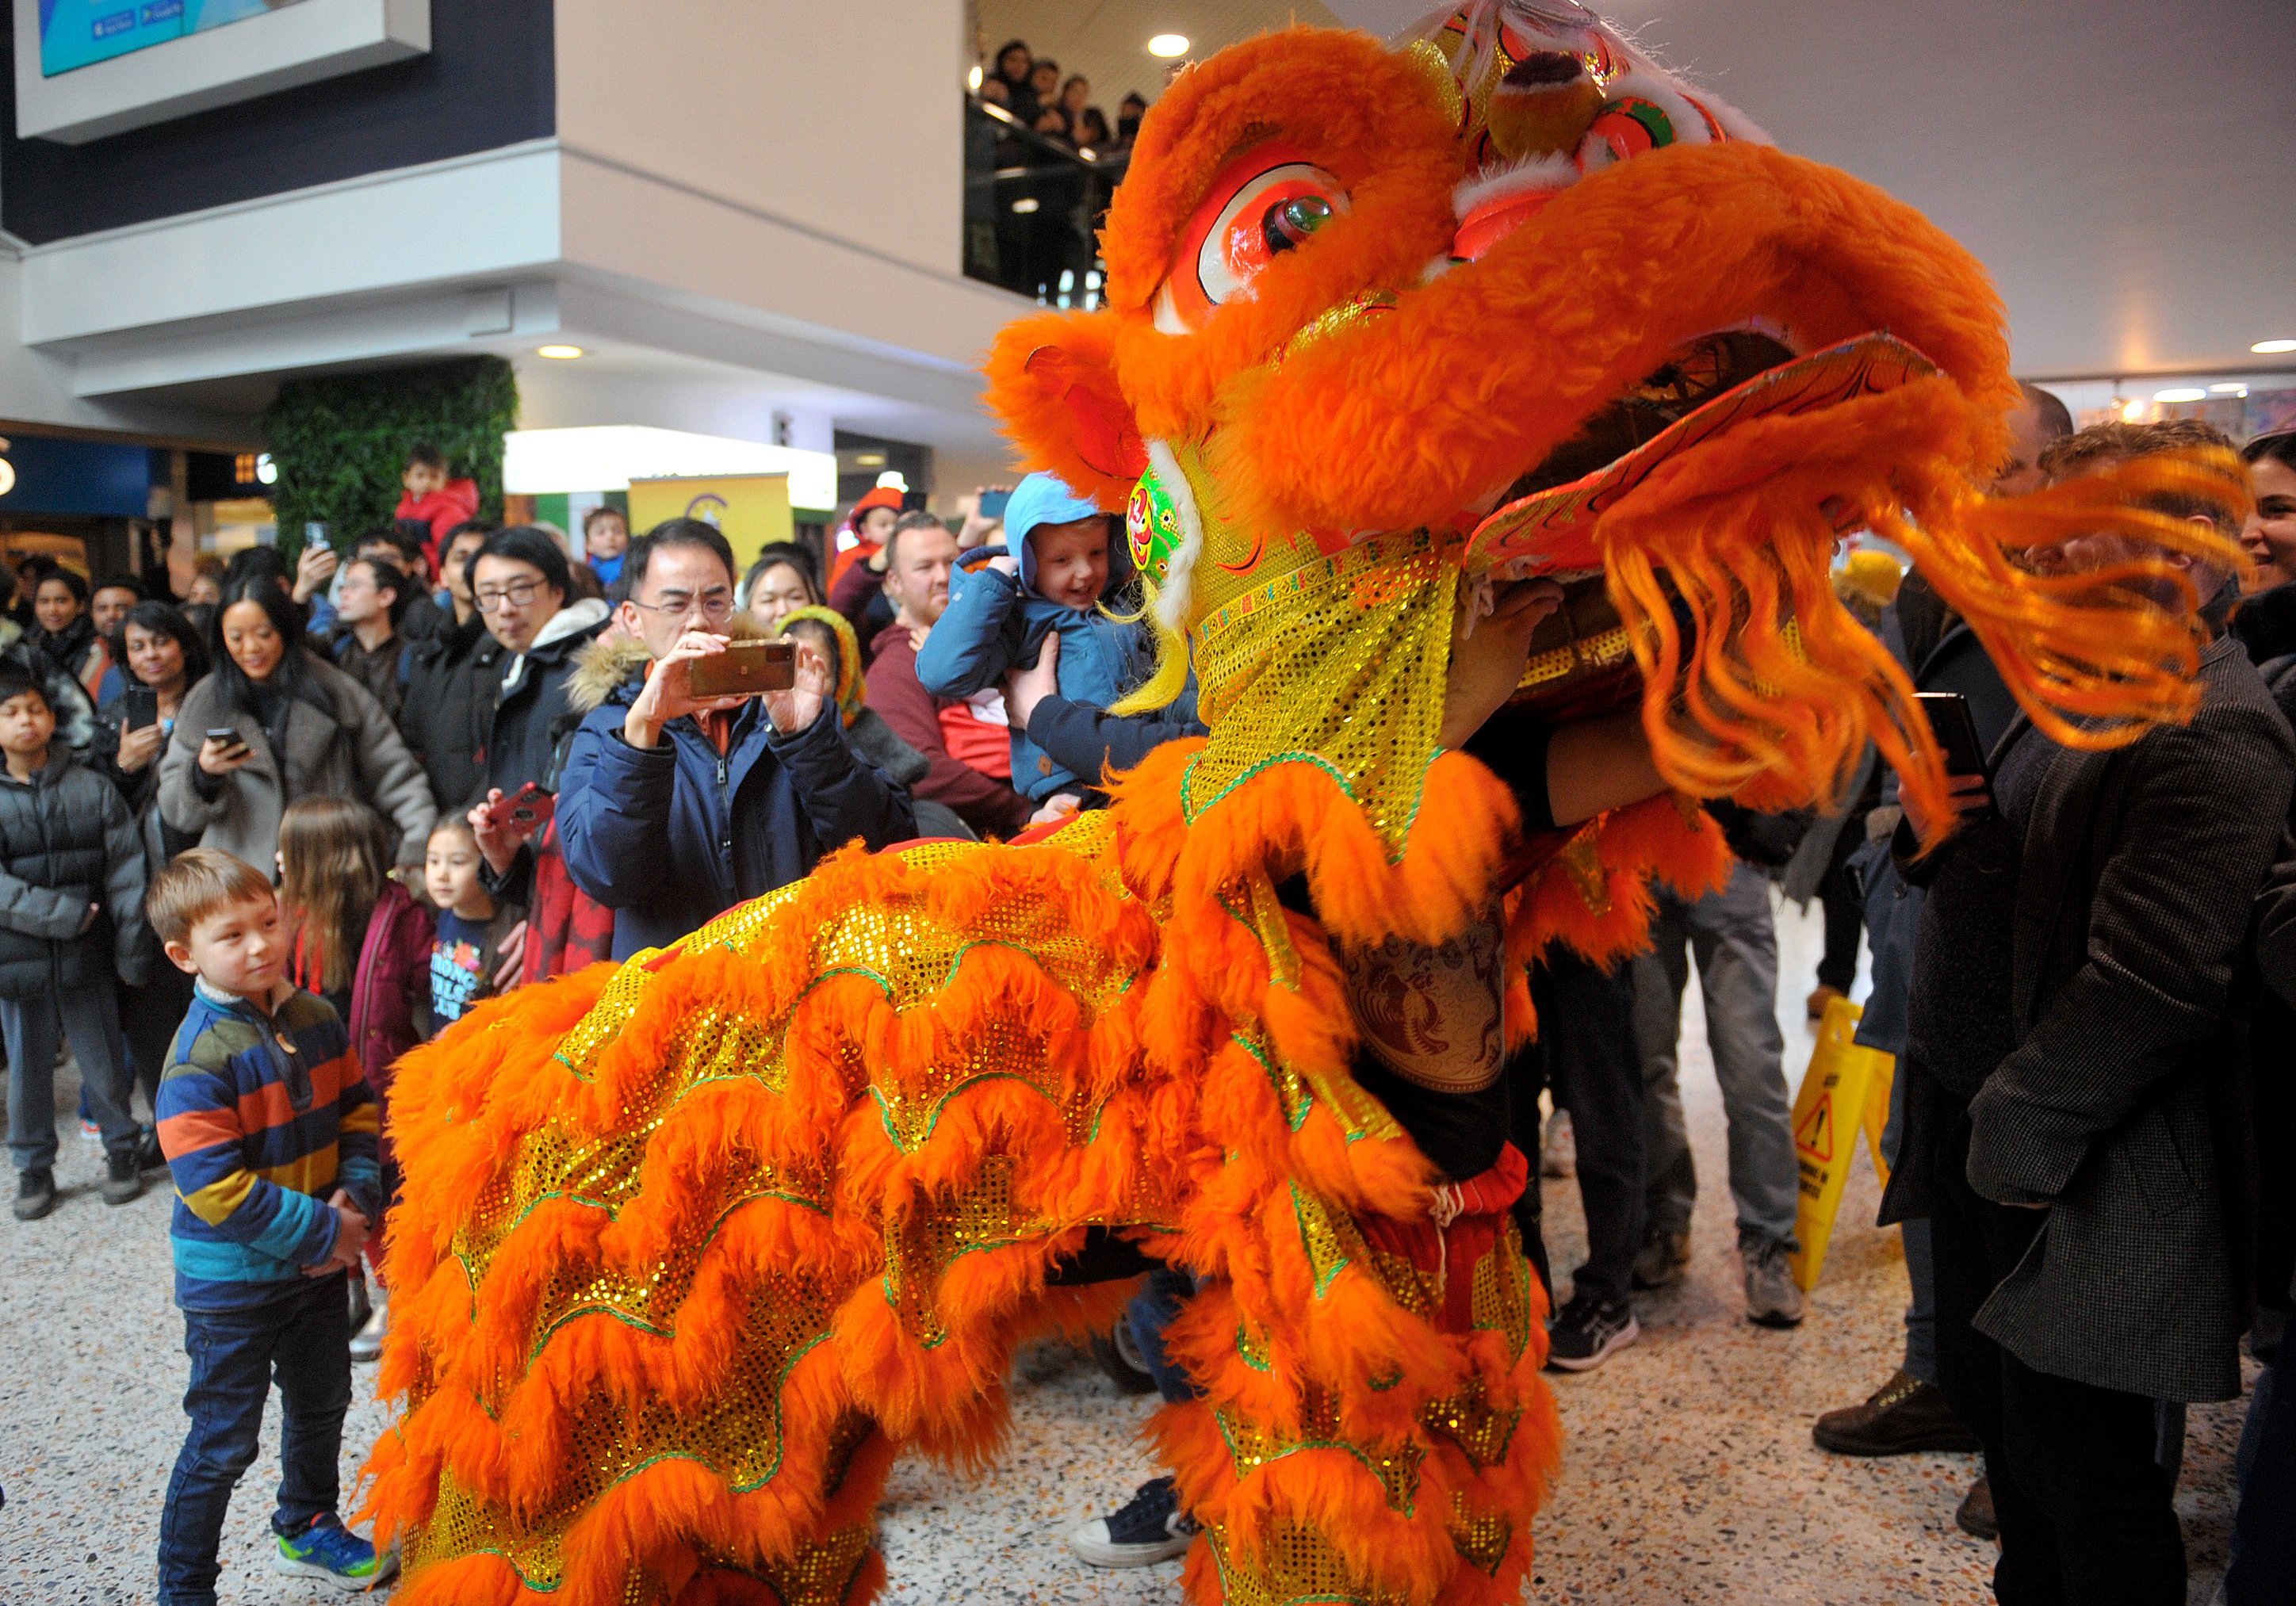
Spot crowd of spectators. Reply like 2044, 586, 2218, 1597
4, 446, 1163, 1241
981, 38, 1148, 155
966, 39, 1154, 303
12, 409, 2296, 1600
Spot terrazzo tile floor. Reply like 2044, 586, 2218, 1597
0, 893, 2251, 1604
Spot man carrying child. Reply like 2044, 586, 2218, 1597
916, 472, 1181, 818
148, 848, 395, 1600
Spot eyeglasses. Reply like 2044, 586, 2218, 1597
473, 578, 547, 611
627, 591, 736, 625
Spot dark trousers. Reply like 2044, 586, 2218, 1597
1510, 951, 1644, 1306
2227, 1359, 2296, 1604
157, 1275, 353, 1606
4, 974, 136, 1171
123, 962, 197, 1114
1929, 1114, 2185, 1605
1816, 830, 1865, 993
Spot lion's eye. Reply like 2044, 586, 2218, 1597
1265, 194, 1335, 253
1154, 147, 1349, 334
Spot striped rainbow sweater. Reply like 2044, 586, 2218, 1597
155, 979, 382, 1311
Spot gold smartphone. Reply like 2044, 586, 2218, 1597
687, 640, 797, 698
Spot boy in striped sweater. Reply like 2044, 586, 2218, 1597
147, 849, 396, 1604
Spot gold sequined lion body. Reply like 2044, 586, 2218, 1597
367, 6, 2239, 1604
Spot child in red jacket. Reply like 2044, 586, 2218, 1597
394, 442, 480, 571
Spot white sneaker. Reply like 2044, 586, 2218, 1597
349, 1296, 389, 1364
1073, 1476, 1196, 1567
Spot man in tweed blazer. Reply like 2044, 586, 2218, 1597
1882, 419, 2296, 1606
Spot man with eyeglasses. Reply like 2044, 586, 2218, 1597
465, 526, 612, 801
556, 518, 916, 959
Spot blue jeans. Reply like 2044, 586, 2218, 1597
1127, 1268, 1199, 1404
157, 1275, 353, 1606
1632, 862, 1800, 1248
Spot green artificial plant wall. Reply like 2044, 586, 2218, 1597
260, 357, 518, 559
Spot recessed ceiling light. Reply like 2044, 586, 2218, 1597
536, 344, 585, 361
2209, 382, 2249, 396
2252, 338, 2296, 354
1148, 33, 1189, 58
852, 453, 887, 468
1010, 197, 1040, 214
2152, 386, 2206, 403
2116, 398, 2146, 423
967, 63, 983, 91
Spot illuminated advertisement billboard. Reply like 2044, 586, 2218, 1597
39, 0, 309, 77
14, 0, 427, 143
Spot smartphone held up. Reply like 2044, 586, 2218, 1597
687, 640, 797, 699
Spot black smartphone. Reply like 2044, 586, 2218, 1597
1915, 691, 1988, 781
121, 686, 159, 730
204, 725, 250, 756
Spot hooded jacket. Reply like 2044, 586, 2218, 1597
913, 475, 1151, 801
0, 741, 146, 1000
479, 597, 611, 797
556, 627, 918, 960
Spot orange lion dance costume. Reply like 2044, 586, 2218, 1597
365, 6, 2243, 1603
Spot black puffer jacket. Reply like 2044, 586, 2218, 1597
479, 599, 611, 797
0, 744, 147, 1000
400, 612, 499, 813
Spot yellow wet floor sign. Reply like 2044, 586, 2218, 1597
1786, 995, 1896, 1291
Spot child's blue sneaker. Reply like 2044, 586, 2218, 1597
272, 1513, 396, 1592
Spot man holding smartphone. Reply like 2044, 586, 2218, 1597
554, 518, 916, 959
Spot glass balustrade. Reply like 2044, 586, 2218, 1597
963, 98, 1129, 308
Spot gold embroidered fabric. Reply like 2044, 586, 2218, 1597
1174, 433, 1459, 856
403, 1284, 850, 1590
1337, 909, 1508, 1093
1207, 1520, 1410, 1606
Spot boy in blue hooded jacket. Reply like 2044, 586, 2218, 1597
915, 472, 1170, 805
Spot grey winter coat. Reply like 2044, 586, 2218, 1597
157, 657, 438, 869
0, 743, 147, 1000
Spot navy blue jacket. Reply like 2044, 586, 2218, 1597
558, 651, 916, 959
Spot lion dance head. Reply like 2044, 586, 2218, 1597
989, 0, 2243, 866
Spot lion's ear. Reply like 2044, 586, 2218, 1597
983, 310, 1146, 510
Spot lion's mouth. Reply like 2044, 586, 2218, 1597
1468, 328, 1939, 572
1498, 330, 1799, 507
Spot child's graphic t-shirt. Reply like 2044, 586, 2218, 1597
428, 911, 491, 1028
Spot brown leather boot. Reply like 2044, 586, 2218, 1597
1955, 1475, 1999, 1542
1813, 1369, 1983, 1455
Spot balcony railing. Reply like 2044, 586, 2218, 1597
963, 98, 1129, 308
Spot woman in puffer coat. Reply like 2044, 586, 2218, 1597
156, 577, 436, 874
